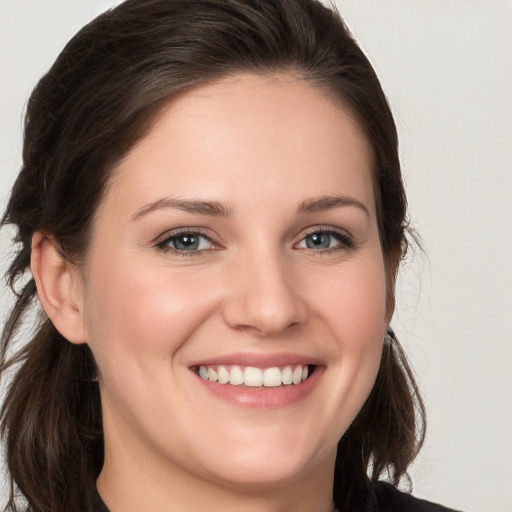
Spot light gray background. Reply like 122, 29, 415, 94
1, 1, 511, 510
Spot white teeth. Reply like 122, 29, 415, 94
229, 365, 244, 385
199, 365, 208, 380
263, 367, 282, 387
282, 366, 293, 385
292, 366, 302, 385
244, 366, 263, 387
217, 366, 230, 384
197, 364, 311, 387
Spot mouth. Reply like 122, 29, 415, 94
189, 355, 323, 408
188, 353, 324, 408
192, 363, 317, 388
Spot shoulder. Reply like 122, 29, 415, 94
372, 481, 462, 512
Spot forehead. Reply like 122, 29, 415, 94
105, 72, 375, 218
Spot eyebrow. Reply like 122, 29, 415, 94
296, 195, 370, 217
132, 198, 234, 221
132, 194, 369, 221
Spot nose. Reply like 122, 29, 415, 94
222, 250, 308, 338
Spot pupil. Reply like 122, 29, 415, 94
174, 234, 199, 250
307, 233, 330, 249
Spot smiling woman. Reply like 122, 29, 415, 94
64, 76, 388, 496
0, 1, 461, 512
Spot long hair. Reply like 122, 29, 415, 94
1, 1, 425, 510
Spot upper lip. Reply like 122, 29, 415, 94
188, 352, 324, 368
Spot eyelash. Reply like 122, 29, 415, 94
294, 226, 355, 254
155, 226, 355, 256
155, 228, 220, 257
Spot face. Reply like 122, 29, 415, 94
80, 73, 390, 491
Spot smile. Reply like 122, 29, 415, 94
195, 364, 312, 387
189, 353, 323, 408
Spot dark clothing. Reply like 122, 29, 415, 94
371, 481, 460, 511
93, 481, 460, 511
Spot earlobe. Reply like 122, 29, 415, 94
31, 232, 86, 345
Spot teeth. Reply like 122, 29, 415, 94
229, 365, 244, 385
263, 367, 282, 387
282, 366, 293, 385
207, 367, 218, 382
217, 366, 230, 384
244, 367, 263, 387
292, 366, 302, 385
197, 364, 311, 387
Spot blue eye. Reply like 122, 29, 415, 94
296, 229, 353, 251
305, 232, 333, 249
158, 232, 214, 253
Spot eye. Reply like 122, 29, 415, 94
295, 228, 353, 252
156, 230, 216, 253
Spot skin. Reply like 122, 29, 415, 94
32, 73, 392, 512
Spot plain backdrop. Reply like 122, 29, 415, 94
1, 1, 511, 511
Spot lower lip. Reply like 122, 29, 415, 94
193, 367, 324, 408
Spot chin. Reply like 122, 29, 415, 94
189, 423, 335, 489
202, 454, 316, 489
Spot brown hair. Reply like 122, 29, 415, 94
1, 1, 425, 511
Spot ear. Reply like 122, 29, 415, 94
31, 232, 86, 344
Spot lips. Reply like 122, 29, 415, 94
189, 353, 323, 408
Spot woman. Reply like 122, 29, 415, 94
0, 0, 461, 511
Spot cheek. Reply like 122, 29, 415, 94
81, 257, 224, 443
305, 254, 388, 402
308, 256, 389, 343
82, 255, 220, 370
